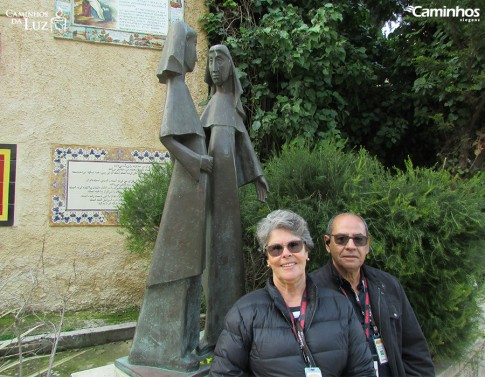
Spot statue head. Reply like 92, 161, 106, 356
206, 45, 233, 87
205, 44, 245, 121
157, 21, 197, 84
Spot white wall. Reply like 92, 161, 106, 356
0, 0, 208, 311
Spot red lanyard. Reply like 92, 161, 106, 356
289, 290, 307, 331
287, 290, 315, 367
340, 278, 377, 339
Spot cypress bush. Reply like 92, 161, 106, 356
118, 142, 484, 360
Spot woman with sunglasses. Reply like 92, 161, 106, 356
209, 210, 375, 377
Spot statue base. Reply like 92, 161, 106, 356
115, 357, 210, 377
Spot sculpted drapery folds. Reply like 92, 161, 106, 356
127, 35, 268, 371
127, 21, 212, 372
200, 44, 269, 351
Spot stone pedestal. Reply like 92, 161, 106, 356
115, 357, 210, 377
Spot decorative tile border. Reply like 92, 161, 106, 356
50, 145, 169, 226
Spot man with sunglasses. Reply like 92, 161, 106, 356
310, 213, 435, 377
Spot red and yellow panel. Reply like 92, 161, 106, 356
0, 144, 16, 226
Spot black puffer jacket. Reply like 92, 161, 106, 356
209, 276, 375, 377
310, 260, 435, 376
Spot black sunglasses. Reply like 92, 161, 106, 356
330, 234, 368, 247
265, 240, 305, 257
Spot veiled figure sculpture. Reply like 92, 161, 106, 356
127, 21, 212, 372
199, 44, 269, 352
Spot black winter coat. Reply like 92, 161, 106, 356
209, 276, 375, 377
309, 260, 435, 377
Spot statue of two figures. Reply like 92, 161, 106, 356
122, 21, 269, 374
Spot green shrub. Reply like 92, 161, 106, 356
118, 162, 173, 256
118, 142, 485, 360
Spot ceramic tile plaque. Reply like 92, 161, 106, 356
50, 145, 169, 226
0, 144, 17, 226
53, 0, 184, 49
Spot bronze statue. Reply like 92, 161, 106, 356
199, 44, 269, 353
127, 21, 212, 372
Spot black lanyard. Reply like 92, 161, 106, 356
287, 290, 316, 368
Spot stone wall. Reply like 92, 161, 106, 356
0, 0, 208, 311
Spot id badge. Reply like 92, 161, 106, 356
304, 367, 322, 377
373, 361, 379, 377
373, 337, 389, 364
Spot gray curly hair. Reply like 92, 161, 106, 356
256, 210, 314, 254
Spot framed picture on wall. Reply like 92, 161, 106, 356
53, 0, 184, 49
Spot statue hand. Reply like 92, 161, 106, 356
201, 155, 213, 173
254, 176, 269, 202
